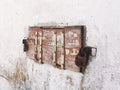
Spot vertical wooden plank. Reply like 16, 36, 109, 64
26, 27, 38, 60
65, 27, 82, 72
42, 29, 56, 65
37, 31, 43, 63
56, 30, 65, 69
27, 27, 43, 62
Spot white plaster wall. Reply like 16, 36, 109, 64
0, 77, 12, 90
0, 0, 120, 90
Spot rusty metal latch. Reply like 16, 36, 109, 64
22, 38, 29, 52
75, 46, 97, 73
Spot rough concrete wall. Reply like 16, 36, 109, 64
0, 0, 120, 90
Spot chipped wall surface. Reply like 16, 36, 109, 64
0, 0, 120, 90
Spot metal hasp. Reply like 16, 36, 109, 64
75, 46, 97, 73
23, 25, 86, 72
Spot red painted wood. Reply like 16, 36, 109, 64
26, 26, 82, 72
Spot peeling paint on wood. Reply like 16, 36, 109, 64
24, 25, 85, 72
